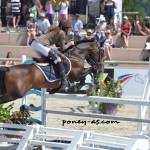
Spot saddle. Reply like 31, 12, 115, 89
33, 57, 71, 83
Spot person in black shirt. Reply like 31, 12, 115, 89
103, 0, 117, 22
11, 0, 21, 28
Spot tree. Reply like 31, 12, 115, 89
123, 0, 146, 18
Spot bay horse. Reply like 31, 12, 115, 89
0, 39, 103, 104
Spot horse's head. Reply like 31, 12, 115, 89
75, 39, 104, 73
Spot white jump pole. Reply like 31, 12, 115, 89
21, 55, 27, 64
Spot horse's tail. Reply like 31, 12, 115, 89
0, 67, 9, 95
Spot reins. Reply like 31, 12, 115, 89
62, 39, 103, 69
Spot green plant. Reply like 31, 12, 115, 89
0, 103, 14, 123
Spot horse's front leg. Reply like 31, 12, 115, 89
75, 68, 92, 90
46, 87, 61, 94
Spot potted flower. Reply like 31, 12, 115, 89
102, 78, 123, 115
86, 77, 123, 115
6, 105, 33, 139
0, 103, 33, 139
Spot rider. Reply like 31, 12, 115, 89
30, 19, 73, 90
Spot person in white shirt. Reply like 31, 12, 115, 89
103, 30, 113, 60
58, 0, 69, 21
26, 13, 37, 46
37, 12, 50, 35
96, 17, 107, 45
70, 14, 83, 41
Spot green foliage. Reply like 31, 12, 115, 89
123, 0, 146, 18
0, 103, 32, 125
53, 0, 64, 7
0, 103, 14, 123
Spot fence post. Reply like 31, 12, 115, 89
41, 89, 47, 126
137, 58, 150, 135
21, 55, 27, 64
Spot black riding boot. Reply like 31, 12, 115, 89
56, 62, 69, 90
47, 50, 69, 90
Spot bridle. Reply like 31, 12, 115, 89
86, 40, 104, 70
62, 39, 104, 71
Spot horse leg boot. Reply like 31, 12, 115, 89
48, 50, 69, 90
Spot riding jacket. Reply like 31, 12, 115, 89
35, 28, 66, 51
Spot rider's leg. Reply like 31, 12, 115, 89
30, 40, 69, 90
48, 50, 69, 90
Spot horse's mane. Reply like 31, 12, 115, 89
61, 39, 96, 54
75, 39, 95, 46
62, 45, 74, 54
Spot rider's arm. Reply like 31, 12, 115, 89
59, 31, 66, 51
46, 26, 58, 33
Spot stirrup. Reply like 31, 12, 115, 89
61, 80, 69, 91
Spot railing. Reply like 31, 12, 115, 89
0, 123, 148, 150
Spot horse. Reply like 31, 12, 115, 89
0, 39, 103, 104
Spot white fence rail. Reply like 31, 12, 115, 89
0, 55, 27, 64
104, 60, 149, 65
0, 123, 149, 150
0, 123, 148, 150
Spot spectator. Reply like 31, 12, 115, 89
83, 29, 95, 40
96, 17, 107, 46
22, 0, 34, 21
30, 0, 39, 20
106, 18, 118, 35
34, 0, 42, 15
58, 0, 69, 21
11, 0, 21, 28
130, 18, 136, 35
26, 13, 37, 46
1, 52, 16, 66
45, 0, 56, 25
0, 19, 2, 31
37, 12, 50, 36
103, 30, 113, 60
103, 0, 117, 22
137, 18, 150, 36
140, 35, 150, 61
121, 16, 131, 48
145, 18, 150, 29
70, 14, 83, 41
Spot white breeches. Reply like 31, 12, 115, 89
31, 40, 50, 57
30, 40, 61, 64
